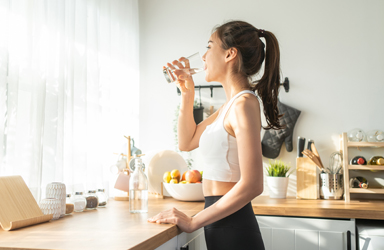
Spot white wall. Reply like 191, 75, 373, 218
138, 0, 384, 197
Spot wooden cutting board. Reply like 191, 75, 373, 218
0, 175, 53, 231
296, 158, 319, 199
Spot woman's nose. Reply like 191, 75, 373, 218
202, 52, 206, 61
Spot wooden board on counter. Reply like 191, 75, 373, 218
0, 176, 53, 231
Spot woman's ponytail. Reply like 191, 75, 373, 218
251, 30, 284, 130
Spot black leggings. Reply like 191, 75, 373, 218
204, 196, 265, 250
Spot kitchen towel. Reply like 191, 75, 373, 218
262, 101, 301, 159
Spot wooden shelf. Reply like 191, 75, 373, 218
347, 141, 384, 147
349, 188, 384, 194
341, 132, 384, 203
348, 165, 384, 170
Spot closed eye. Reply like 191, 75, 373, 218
206, 46, 211, 49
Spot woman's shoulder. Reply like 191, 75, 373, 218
233, 92, 260, 112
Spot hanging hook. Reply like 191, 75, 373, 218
280, 77, 289, 93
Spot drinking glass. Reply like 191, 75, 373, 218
163, 52, 205, 83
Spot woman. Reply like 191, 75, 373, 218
148, 20, 283, 249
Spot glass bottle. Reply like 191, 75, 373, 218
85, 190, 99, 210
97, 189, 108, 207
368, 156, 384, 165
129, 157, 148, 213
366, 130, 384, 142
349, 176, 369, 189
350, 156, 367, 165
65, 194, 74, 214
347, 128, 366, 142
73, 192, 86, 212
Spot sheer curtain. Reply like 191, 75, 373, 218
0, 0, 140, 200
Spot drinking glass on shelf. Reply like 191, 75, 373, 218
163, 52, 205, 83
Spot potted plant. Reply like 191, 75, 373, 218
265, 159, 291, 199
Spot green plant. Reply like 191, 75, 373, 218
266, 159, 291, 177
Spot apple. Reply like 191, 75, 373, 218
185, 170, 202, 183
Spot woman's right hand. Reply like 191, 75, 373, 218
164, 57, 195, 93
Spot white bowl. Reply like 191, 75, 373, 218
163, 182, 204, 201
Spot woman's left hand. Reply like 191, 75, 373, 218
147, 207, 196, 233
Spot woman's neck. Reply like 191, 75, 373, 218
221, 76, 251, 101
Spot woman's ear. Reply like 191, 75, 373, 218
225, 48, 238, 63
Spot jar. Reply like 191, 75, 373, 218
65, 194, 74, 214
46, 182, 66, 218
97, 189, 107, 207
85, 190, 99, 210
39, 198, 61, 220
73, 192, 86, 212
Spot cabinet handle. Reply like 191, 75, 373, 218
347, 230, 351, 250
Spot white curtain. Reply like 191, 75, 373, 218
0, 0, 140, 200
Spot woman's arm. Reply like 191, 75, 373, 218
148, 95, 263, 232
166, 60, 221, 152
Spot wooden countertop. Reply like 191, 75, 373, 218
1, 195, 383, 250
252, 196, 384, 220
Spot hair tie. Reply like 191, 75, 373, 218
258, 29, 265, 37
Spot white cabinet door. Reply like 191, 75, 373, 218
256, 216, 355, 250
155, 235, 177, 250
177, 228, 207, 250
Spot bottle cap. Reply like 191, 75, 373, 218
357, 158, 365, 165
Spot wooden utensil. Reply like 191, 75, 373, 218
302, 149, 325, 170
311, 143, 325, 169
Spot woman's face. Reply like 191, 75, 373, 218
202, 32, 227, 83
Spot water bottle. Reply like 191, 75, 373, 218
129, 157, 148, 213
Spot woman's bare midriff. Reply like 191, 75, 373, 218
203, 179, 237, 196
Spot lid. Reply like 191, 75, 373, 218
75, 191, 83, 195
88, 190, 97, 193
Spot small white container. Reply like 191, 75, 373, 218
39, 198, 61, 220
46, 182, 66, 217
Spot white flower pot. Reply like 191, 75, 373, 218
267, 176, 289, 199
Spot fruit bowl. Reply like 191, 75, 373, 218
163, 182, 204, 201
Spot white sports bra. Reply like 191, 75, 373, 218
199, 90, 257, 182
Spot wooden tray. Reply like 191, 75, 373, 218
0, 175, 53, 231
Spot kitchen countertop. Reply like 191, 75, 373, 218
1, 195, 383, 250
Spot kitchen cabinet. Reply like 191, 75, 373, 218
155, 228, 206, 250
357, 219, 384, 250
341, 132, 384, 202
156, 215, 356, 250
257, 215, 356, 250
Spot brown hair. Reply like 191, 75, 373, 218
213, 20, 283, 130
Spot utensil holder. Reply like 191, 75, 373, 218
319, 173, 344, 200
296, 157, 320, 199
